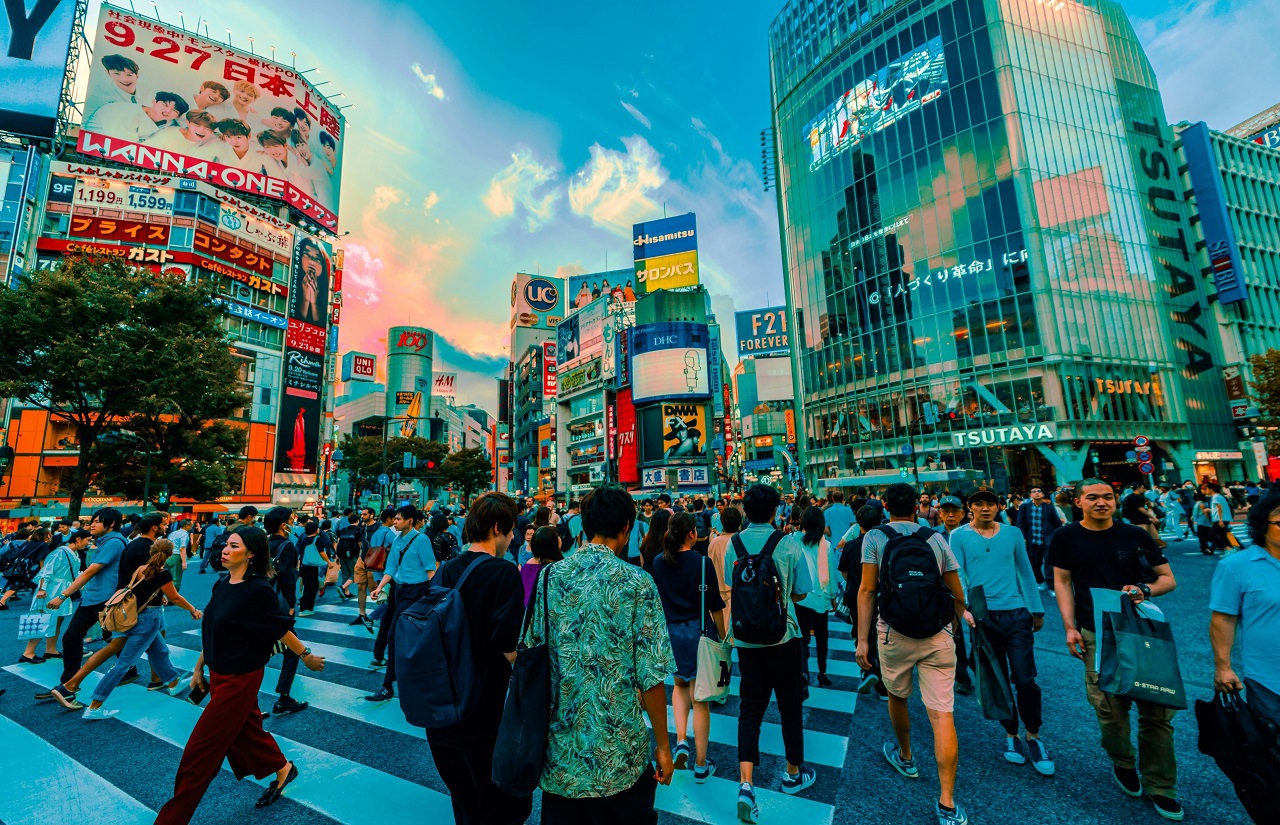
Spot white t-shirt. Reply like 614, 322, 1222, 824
167, 528, 190, 556
83, 102, 168, 142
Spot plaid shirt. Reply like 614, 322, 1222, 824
1029, 502, 1046, 546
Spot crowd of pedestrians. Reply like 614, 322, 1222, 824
2, 472, 1276, 825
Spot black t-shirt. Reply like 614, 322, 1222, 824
1048, 521, 1168, 632
131, 569, 173, 609
649, 550, 725, 627
426, 551, 525, 746
838, 534, 866, 576
202, 574, 295, 675
118, 537, 154, 589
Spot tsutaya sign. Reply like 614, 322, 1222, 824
950, 422, 1057, 448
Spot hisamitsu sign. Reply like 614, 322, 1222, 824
736, 307, 790, 357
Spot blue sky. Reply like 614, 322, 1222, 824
94, 0, 1280, 413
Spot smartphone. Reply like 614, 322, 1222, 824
187, 682, 209, 706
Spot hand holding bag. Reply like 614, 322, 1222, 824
492, 564, 552, 797
694, 555, 733, 702
1098, 596, 1188, 709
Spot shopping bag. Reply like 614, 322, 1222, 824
1091, 588, 1165, 673
694, 635, 733, 702
967, 586, 1015, 722
492, 565, 551, 797
1098, 597, 1187, 709
1196, 690, 1280, 823
17, 611, 52, 640
325, 561, 340, 585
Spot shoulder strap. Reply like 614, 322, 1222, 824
760, 530, 785, 557
450, 553, 493, 592
397, 532, 421, 566
731, 533, 748, 561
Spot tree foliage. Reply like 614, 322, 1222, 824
1249, 348, 1280, 452
440, 447, 494, 503
0, 256, 248, 517
336, 432, 449, 484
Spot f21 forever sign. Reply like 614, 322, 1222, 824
1, 0, 76, 138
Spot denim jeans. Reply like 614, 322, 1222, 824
91, 608, 179, 703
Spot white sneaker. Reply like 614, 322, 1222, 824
82, 707, 120, 721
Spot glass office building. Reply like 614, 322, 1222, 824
769, 0, 1240, 490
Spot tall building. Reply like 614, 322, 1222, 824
768, 0, 1238, 491
507, 273, 563, 498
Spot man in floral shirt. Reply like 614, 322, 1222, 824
526, 484, 676, 821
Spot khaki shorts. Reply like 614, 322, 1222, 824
878, 624, 957, 712
353, 557, 376, 588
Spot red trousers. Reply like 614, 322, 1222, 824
155, 668, 288, 825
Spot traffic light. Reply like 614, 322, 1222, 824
425, 460, 437, 471
157, 488, 170, 507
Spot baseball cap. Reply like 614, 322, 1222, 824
938, 495, 964, 509
967, 488, 1000, 505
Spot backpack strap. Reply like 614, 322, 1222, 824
731, 533, 748, 561
449, 553, 494, 592
760, 530, 785, 557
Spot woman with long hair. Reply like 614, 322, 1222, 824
706, 506, 741, 621
793, 506, 840, 687
154, 528, 326, 823
648, 512, 726, 782
52, 539, 202, 716
639, 507, 671, 570
520, 525, 563, 606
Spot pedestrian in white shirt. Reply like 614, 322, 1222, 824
167, 519, 194, 592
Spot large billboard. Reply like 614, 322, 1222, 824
736, 306, 790, 357
556, 295, 606, 366
568, 268, 634, 312
79, 4, 345, 227
341, 351, 375, 382
275, 231, 331, 476
616, 388, 638, 484
632, 213, 699, 294
510, 273, 564, 329
639, 402, 707, 464
1, 0, 75, 138
756, 355, 795, 402
630, 322, 711, 404
1181, 122, 1248, 304
805, 36, 948, 172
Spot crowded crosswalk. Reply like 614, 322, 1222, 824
0, 598, 863, 824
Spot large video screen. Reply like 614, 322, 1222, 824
79, 3, 344, 227
805, 36, 949, 172
0, 0, 76, 138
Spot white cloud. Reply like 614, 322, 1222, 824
423, 191, 440, 212
1134, 0, 1280, 128
568, 136, 668, 236
338, 243, 385, 307
410, 63, 448, 101
483, 148, 560, 230
621, 100, 652, 129
370, 185, 406, 211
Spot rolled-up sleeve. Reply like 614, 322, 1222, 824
632, 578, 676, 691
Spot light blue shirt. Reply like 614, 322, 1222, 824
384, 528, 436, 585
949, 523, 1042, 615
628, 519, 648, 560
1210, 545, 1280, 693
369, 525, 396, 548
202, 523, 223, 549
567, 514, 583, 543
82, 532, 126, 604
823, 503, 854, 546
711, 512, 723, 533
447, 524, 463, 545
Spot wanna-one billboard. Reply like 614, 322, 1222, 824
79, 4, 345, 227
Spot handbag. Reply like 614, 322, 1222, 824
365, 542, 390, 573
492, 564, 552, 797
1196, 690, 1280, 822
17, 610, 53, 640
99, 567, 160, 633
694, 555, 733, 702
967, 585, 1016, 722
1098, 596, 1188, 709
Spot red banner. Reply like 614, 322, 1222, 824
616, 388, 638, 484
69, 215, 170, 246
37, 237, 286, 296
542, 341, 557, 397
193, 229, 274, 276
286, 319, 327, 355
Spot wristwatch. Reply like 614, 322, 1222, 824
1137, 583, 1152, 599
300, 647, 312, 658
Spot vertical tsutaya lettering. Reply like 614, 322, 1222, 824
4, 0, 60, 60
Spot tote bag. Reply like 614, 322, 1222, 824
694, 556, 733, 702
17, 611, 52, 640
1098, 596, 1188, 709
492, 564, 552, 797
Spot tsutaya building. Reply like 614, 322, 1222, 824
768, 0, 1245, 491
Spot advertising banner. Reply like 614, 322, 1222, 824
1180, 122, 1248, 304
276, 347, 324, 474
432, 372, 457, 395
805, 36, 949, 172
80, 4, 345, 227
216, 195, 294, 257
558, 358, 602, 396
556, 312, 579, 365
70, 215, 170, 246
630, 322, 711, 404
736, 306, 791, 357
510, 273, 564, 329
223, 299, 287, 330
639, 403, 707, 464
708, 328, 723, 418
557, 296, 606, 366
632, 213, 699, 295
288, 232, 332, 328
635, 248, 699, 293
0, 0, 76, 138
616, 389, 638, 484
71, 176, 175, 216
542, 341, 558, 397
640, 466, 710, 489
341, 351, 376, 382
568, 268, 635, 312
756, 356, 795, 402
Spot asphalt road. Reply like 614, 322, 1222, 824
0, 530, 1255, 824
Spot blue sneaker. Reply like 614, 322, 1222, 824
936, 800, 969, 824
1026, 737, 1055, 776
780, 764, 816, 795
1004, 735, 1026, 765
737, 783, 759, 823
883, 743, 919, 778
693, 757, 716, 784
672, 740, 690, 770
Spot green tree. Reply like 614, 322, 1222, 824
0, 256, 248, 518
92, 419, 247, 506
440, 447, 494, 503
336, 432, 448, 487
1249, 348, 1280, 452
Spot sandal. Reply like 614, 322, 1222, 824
256, 762, 298, 808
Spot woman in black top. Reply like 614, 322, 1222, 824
649, 512, 727, 782
155, 527, 326, 824
638, 507, 671, 570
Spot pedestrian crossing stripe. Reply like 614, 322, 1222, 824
0, 714, 155, 825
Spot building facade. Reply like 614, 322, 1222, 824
769, 0, 1239, 492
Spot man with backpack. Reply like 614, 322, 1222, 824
562, 499, 584, 553
351, 508, 394, 630
203, 507, 258, 574
692, 498, 712, 555
729, 483, 816, 823
197, 517, 223, 574
407, 492, 530, 825
366, 505, 436, 702
855, 482, 970, 825
334, 513, 365, 600
264, 506, 308, 716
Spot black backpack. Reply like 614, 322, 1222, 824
431, 530, 459, 564
336, 528, 363, 561
0, 540, 25, 574
730, 531, 788, 645
1196, 690, 1280, 822
694, 510, 711, 540
875, 525, 953, 639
